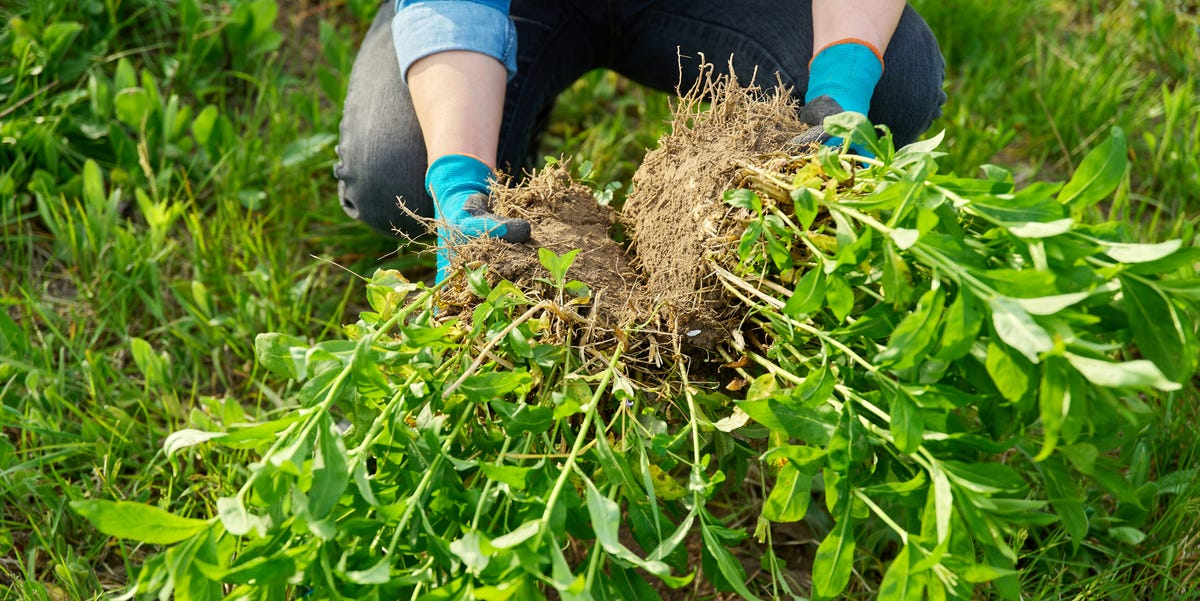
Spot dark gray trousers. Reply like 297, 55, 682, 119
334, 1, 946, 237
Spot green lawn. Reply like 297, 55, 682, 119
2, 1, 1198, 599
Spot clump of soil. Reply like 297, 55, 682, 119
621, 66, 808, 347
441, 67, 812, 351
444, 164, 651, 332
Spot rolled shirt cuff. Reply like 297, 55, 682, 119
393, 0, 517, 84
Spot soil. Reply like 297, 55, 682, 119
622, 66, 808, 349
441, 67, 813, 354
445, 165, 651, 333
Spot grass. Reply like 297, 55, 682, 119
1, 0, 1197, 598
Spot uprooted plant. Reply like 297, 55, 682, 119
73, 79, 1200, 600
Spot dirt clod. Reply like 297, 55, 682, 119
447, 165, 649, 332
442, 66, 813, 353
622, 66, 809, 348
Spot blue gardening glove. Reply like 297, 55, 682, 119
792, 40, 883, 157
426, 153, 530, 282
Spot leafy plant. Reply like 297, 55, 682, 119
73, 113, 1199, 600
718, 113, 1198, 598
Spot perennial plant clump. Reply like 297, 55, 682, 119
74, 87, 1200, 601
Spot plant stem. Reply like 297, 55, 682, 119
537, 346, 623, 543
443, 300, 550, 399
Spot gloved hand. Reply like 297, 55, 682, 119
791, 40, 884, 156
426, 153, 530, 282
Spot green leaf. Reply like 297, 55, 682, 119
219, 416, 300, 449
474, 578, 534, 601
893, 129, 946, 167
460, 371, 533, 402
1121, 276, 1195, 382
826, 272, 855, 322
928, 464, 953, 543
989, 297, 1053, 363
254, 332, 309, 379
959, 564, 1020, 584
976, 268, 1059, 298
71, 500, 209, 544
762, 462, 811, 522
1058, 127, 1127, 209
985, 341, 1032, 402
1157, 469, 1199, 495
724, 188, 761, 213
163, 429, 227, 458
479, 463, 530, 490
199, 554, 296, 586
790, 187, 820, 229
736, 397, 835, 444
782, 266, 826, 316
1040, 457, 1087, 548
1059, 443, 1098, 475
970, 191, 1065, 228
811, 517, 855, 599
449, 531, 491, 573
824, 111, 881, 156
762, 218, 793, 270
1060, 126, 1123, 208
934, 288, 982, 360
1126, 246, 1200, 275
490, 400, 554, 436
1014, 291, 1093, 315
889, 387, 924, 454
796, 363, 838, 404
585, 479, 690, 586
114, 88, 151, 127
490, 520, 541, 549
738, 220, 764, 262
942, 461, 1028, 495
881, 241, 914, 308
352, 458, 379, 506
700, 519, 760, 600
166, 527, 222, 601
538, 248, 580, 285
1034, 356, 1070, 461
647, 510, 697, 563
215, 496, 254, 536
342, 558, 392, 584
309, 417, 350, 519
1065, 353, 1180, 391
877, 543, 923, 601
747, 373, 778, 400
42, 21, 84, 60
280, 133, 336, 168
82, 159, 106, 207
876, 286, 945, 370
268, 429, 313, 476
1100, 239, 1182, 263
192, 105, 219, 148
1107, 526, 1147, 545
1007, 218, 1074, 239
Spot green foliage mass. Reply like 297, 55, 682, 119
74, 117, 1200, 600
3, 0, 1199, 600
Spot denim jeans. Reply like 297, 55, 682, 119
334, 1, 947, 238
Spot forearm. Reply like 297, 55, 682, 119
407, 50, 507, 168
812, 0, 905, 53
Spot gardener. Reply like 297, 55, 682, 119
334, 0, 946, 280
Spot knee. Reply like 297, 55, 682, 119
334, 123, 431, 240
870, 6, 947, 147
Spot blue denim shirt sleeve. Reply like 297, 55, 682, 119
392, 0, 517, 84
